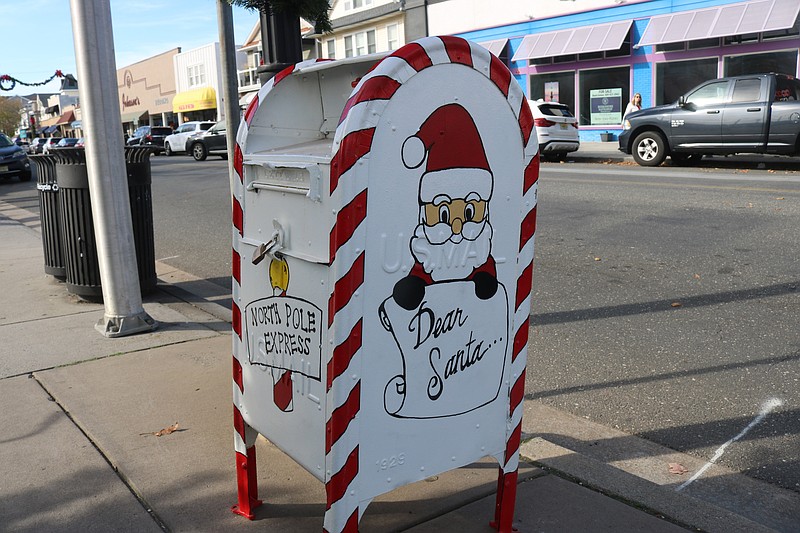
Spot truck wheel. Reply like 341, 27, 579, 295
191, 142, 208, 161
632, 131, 667, 167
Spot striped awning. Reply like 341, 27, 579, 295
636, 0, 800, 47
512, 20, 632, 61
478, 39, 508, 57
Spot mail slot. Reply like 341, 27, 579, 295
231, 36, 539, 533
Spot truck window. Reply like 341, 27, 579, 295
775, 78, 800, 101
731, 78, 761, 103
686, 80, 729, 106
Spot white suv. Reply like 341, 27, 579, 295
164, 121, 215, 156
529, 99, 580, 161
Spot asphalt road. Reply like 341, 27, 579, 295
3, 153, 798, 494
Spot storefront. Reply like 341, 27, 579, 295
455, 0, 800, 141
116, 48, 180, 134
172, 86, 218, 122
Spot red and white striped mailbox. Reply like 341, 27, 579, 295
231, 36, 538, 533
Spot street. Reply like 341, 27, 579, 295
3, 152, 799, 495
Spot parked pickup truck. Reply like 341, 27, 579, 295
619, 73, 800, 166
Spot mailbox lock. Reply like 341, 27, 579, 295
251, 219, 285, 265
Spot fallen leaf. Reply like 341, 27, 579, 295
671, 302, 682, 308
140, 422, 180, 437
669, 463, 689, 475
594, 257, 602, 262
693, 274, 701, 280
775, 197, 785, 200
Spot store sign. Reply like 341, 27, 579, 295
544, 81, 559, 103
589, 88, 622, 125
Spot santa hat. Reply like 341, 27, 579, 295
402, 103, 493, 203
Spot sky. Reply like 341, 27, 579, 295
1, 0, 261, 97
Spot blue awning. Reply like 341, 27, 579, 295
71, 120, 82, 129
43, 125, 59, 134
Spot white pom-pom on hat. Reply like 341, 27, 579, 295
401, 135, 426, 169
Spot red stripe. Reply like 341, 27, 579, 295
505, 421, 522, 464
243, 94, 259, 126
440, 36, 473, 67
330, 129, 375, 193
519, 206, 537, 252
233, 355, 244, 394
234, 404, 245, 440
523, 154, 539, 194
273, 64, 295, 85
519, 99, 534, 147
515, 261, 533, 311
328, 320, 363, 391
489, 54, 511, 97
512, 317, 530, 363
273, 370, 293, 411
326, 381, 361, 454
327, 252, 365, 328
232, 301, 242, 339
339, 76, 401, 125
329, 190, 368, 260
509, 371, 526, 416
326, 445, 359, 508
234, 144, 244, 183
233, 196, 243, 236
342, 509, 359, 532
390, 42, 433, 71
232, 248, 241, 285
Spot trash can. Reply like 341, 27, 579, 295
53, 146, 157, 300
30, 154, 66, 279
230, 37, 539, 532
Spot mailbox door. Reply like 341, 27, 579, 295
325, 36, 538, 525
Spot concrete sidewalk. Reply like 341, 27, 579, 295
1, 199, 797, 532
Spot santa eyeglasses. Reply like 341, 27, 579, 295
422, 195, 488, 244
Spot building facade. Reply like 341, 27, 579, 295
116, 48, 180, 134
440, 0, 800, 140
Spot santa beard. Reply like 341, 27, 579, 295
410, 219, 492, 282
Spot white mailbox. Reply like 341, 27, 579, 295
231, 36, 539, 533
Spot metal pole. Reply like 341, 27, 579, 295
216, 0, 241, 194
69, 0, 157, 337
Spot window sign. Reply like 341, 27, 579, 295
589, 88, 622, 125
544, 82, 559, 102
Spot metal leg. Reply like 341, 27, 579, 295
490, 468, 518, 532
232, 416, 263, 519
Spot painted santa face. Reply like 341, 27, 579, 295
412, 210, 493, 281
422, 194, 487, 245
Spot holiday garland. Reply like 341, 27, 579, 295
0, 70, 64, 92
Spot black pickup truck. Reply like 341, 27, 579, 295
619, 73, 800, 166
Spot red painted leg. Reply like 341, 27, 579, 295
232, 445, 263, 519
490, 468, 518, 532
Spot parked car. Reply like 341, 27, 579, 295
0, 133, 32, 181
30, 138, 48, 154
75, 138, 85, 148
187, 120, 228, 161
164, 121, 215, 156
42, 137, 63, 154
126, 125, 173, 154
529, 99, 580, 161
619, 73, 800, 166
56, 137, 79, 148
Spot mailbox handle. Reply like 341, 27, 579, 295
245, 161, 323, 202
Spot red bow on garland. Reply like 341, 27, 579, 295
0, 70, 65, 91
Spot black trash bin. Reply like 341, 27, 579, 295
30, 154, 66, 279
53, 147, 157, 300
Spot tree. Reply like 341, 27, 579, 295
0, 97, 23, 137
226, 0, 332, 32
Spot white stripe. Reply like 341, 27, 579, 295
468, 41, 493, 80
328, 290, 365, 350
234, 427, 247, 455
420, 37, 451, 65
324, 492, 359, 533
676, 398, 784, 492
325, 405, 361, 476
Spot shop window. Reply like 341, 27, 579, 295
655, 58, 717, 105
553, 54, 576, 64
531, 57, 552, 65
578, 67, 628, 126
687, 38, 720, 50
723, 33, 759, 46
655, 42, 686, 53
529, 71, 575, 110
725, 50, 798, 77
578, 51, 603, 61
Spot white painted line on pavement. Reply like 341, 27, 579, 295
676, 397, 784, 492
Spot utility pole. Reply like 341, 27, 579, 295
69, 0, 157, 337
217, 0, 241, 194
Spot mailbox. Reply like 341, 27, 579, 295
231, 36, 539, 533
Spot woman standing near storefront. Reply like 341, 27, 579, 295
623, 93, 642, 120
